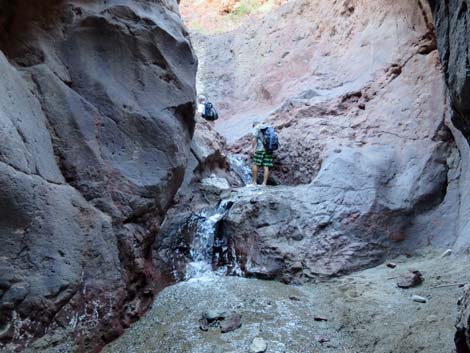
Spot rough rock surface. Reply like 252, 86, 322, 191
456, 285, 470, 353
153, 119, 237, 281
223, 139, 454, 281
217, 0, 449, 184
429, 0, 470, 139
101, 253, 469, 353
428, 3, 470, 351
178, 0, 461, 281
429, 0, 470, 254
0, 1, 196, 352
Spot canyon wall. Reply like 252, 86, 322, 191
428, 1, 470, 351
0, 1, 196, 352
184, 0, 462, 280
429, 0, 470, 252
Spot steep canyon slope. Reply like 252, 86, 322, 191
429, 1, 470, 351
1, 0, 470, 352
0, 1, 196, 352
186, 0, 463, 281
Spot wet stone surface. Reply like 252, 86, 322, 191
102, 252, 470, 353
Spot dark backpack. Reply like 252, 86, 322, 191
261, 126, 279, 152
202, 102, 219, 121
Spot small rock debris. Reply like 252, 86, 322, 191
396, 269, 424, 289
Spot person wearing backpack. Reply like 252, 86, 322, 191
197, 95, 207, 119
197, 94, 219, 122
251, 121, 279, 186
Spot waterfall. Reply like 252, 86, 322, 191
183, 156, 252, 280
229, 154, 252, 186
185, 200, 233, 279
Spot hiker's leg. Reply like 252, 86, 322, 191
262, 166, 269, 186
252, 164, 258, 185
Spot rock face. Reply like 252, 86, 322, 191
428, 2, 470, 352
429, 0, 470, 255
429, 0, 470, 139
219, 0, 450, 184
183, 0, 461, 281
456, 285, 470, 353
152, 119, 238, 281
0, 1, 196, 352
223, 140, 453, 281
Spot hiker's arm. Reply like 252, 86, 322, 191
252, 139, 256, 154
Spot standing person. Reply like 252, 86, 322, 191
197, 95, 206, 120
251, 121, 274, 187
197, 94, 219, 121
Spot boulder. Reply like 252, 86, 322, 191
220, 313, 242, 333
223, 143, 453, 281
249, 337, 267, 353
396, 270, 424, 289
200, 174, 231, 202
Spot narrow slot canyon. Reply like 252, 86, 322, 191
0, 1, 470, 353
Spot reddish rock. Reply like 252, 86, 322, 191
396, 270, 424, 289
220, 314, 242, 333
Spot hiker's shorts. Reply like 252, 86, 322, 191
253, 150, 273, 167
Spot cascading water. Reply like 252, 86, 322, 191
185, 200, 234, 279
229, 154, 252, 186
183, 156, 251, 280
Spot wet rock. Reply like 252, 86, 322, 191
203, 309, 228, 322
200, 174, 231, 201
220, 313, 242, 333
249, 337, 267, 353
411, 295, 427, 303
387, 263, 398, 269
199, 320, 209, 332
397, 270, 424, 289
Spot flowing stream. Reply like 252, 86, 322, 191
184, 154, 250, 280
229, 154, 253, 186
184, 200, 232, 279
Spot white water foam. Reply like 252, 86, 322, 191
185, 201, 232, 280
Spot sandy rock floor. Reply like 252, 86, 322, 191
103, 251, 469, 353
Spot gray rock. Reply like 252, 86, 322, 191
314, 334, 331, 344
441, 249, 452, 258
203, 309, 228, 322
456, 285, 470, 353
0, 0, 197, 351
429, 0, 470, 139
411, 295, 427, 303
249, 337, 267, 353
429, 0, 470, 260
223, 143, 453, 281
200, 175, 231, 202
